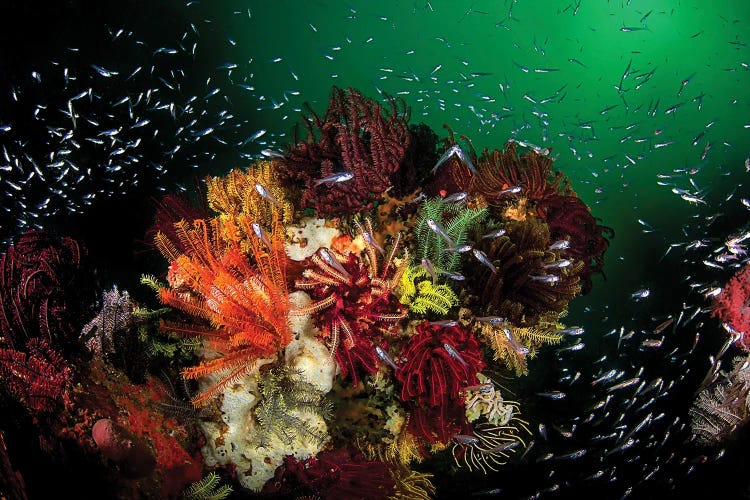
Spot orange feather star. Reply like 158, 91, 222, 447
155, 215, 291, 406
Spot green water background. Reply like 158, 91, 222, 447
201, 0, 750, 317
4, 0, 750, 496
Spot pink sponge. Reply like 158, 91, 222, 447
92, 418, 156, 478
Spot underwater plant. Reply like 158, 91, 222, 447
466, 219, 583, 326
80, 286, 136, 357
262, 448, 396, 499
181, 472, 233, 500
153, 216, 292, 406
451, 420, 530, 473
394, 122, 441, 197
146, 192, 211, 256
468, 309, 565, 376
292, 218, 407, 385
205, 160, 295, 251
282, 86, 411, 215
0, 338, 72, 413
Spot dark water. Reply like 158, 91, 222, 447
1, 1, 750, 498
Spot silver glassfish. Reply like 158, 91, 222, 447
313, 171, 354, 186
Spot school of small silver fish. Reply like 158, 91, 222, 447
2, 0, 749, 498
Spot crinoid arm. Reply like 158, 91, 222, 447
452, 419, 531, 473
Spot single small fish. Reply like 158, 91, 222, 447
556, 342, 585, 353
440, 270, 465, 281
91, 64, 117, 77
536, 391, 567, 400
529, 275, 560, 285
471, 487, 503, 497
463, 383, 494, 393
426, 218, 455, 246
681, 193, 707, 205
539, 423, 548, 440
260, 148, 284, 158
480, 440, 520, 454
482, 228, 507, 239
641, 338, 663, 348
255, 183, 281, 207
443, 342, 469, 367
607, 377, 640, 393
432, 144, 477, 174
319, 248, 352, 280
443, 191, 468, 204
452, 434, 480, 445
313, 171, 354, 187
251, 222, 272, 249
557, 448, 586, 460
375, 345, 398, 370
558, 326, 585, 336
363, 231, 385, 255
591, 369, 618, 386
703, 287, 722, 298
421, 258, 438, 282
544, 259, 572, 269
429, 320, 459, 327
497, 185, 522, 196
442, 244, 473, 253
653, 318, 675, 334
549, 239, 570, 250
504, 327, 530, 354
475, 316, 506, 324
620, 25, 650, 32
631, 288, 650, 300
472, 248, 497, 273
